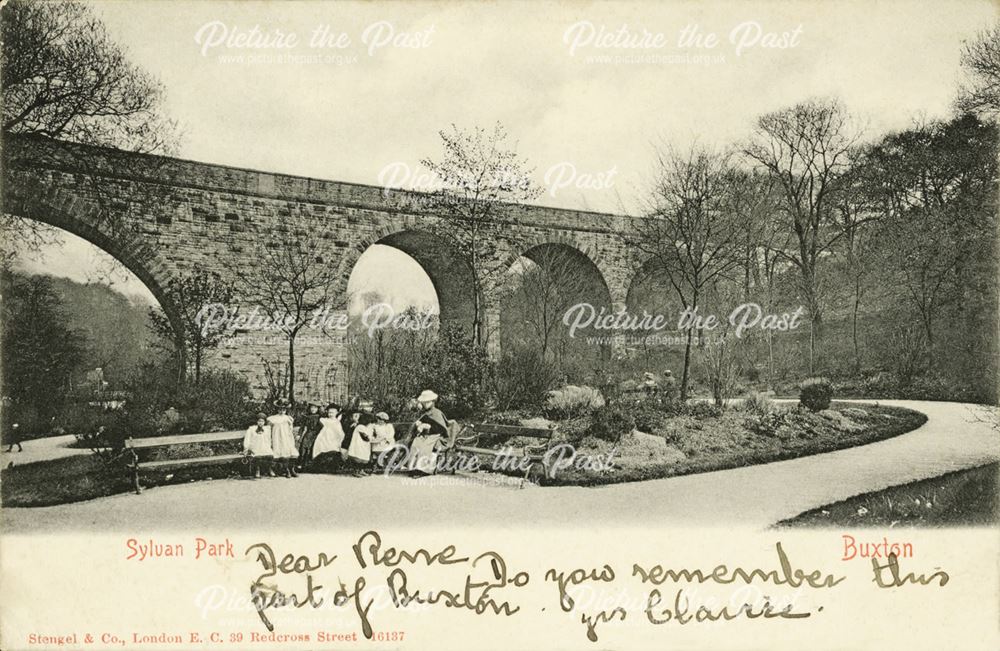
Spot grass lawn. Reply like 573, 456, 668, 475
545, 403, 927, 486
775, 463, 999, 528
1, 445, 248, 508
2, 454, 134, 507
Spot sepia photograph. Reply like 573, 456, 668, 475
0, 0, 998, 649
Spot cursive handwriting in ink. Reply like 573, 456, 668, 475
871, 553, 949, 588
352, 529, 470, 568
644, 588, 812, 626
544, 564, 616, 611
246, 542, 337, 632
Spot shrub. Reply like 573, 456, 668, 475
415, 326, 495, 419
682, 402, 724, 419
544, 385, 606, 420
800, 377, 833, 411
744, 410, 788, 437
493, 348, 562, 412
587, 402, 635, 443
632, 399, 668, 433
742, 392, 773, 416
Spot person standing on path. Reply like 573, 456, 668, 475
242, 413, 274, 479
4, 422, 24, 453
268, 399, 298, 478
296, 402, 323, 470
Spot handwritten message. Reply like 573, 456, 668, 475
243, 531, 949, 644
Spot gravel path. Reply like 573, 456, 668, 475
2, 400, 996, 532
0, 434, 89, 467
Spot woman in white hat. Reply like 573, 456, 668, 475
406, 389, 451, 474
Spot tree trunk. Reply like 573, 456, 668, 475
852, 283, 861, 375
287, 335, 296, 402
680, 328, 693, 401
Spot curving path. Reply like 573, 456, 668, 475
0, 434, 89, 467
2, 400, 997, 532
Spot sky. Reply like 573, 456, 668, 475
14, 0, 997, 307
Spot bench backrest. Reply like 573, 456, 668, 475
470, 423, 555, 439
124, 431, 243, 450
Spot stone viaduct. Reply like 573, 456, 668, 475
3, 134, 650, 402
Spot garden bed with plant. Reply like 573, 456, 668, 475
775, 462, 999, 528
492, 380, 928, 487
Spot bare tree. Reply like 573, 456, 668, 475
148, 271, 235, 385
865, 114, 998, 368
236, 227, 342, 402
744, 97, 860, 373
726, 168, 789, 384
503, 247, 595, 362
627, 145, 744, 400
1, 0, 179, 269
420, 122, 541, 349
957, 23, 1000, 119
828, 149, 883, 373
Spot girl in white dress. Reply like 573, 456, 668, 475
312, 404, 346, 461
267, 399, 298, 478
242, 413, 274, 479
370, 412, 396, 471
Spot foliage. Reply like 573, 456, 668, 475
625, 145, 745, 399
346, 298, 438, 411
501, 245, 607, 367
587, 402, 636, 443
799, 377, 834, 411
742, 392, 774, 416
493, 348, 563, 412
124, 360, 257, 436
1, 272, 87, 422
414, 325, 495, 419
745, 97, 860, 374
743, 410, 789, 437
681, 402, 725, 419
543, 385, 606, 420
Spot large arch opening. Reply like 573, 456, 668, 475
624, 259, 687, 379
500, 242, 613, 383
2, 221, 175, 435
344, 229, 477, 405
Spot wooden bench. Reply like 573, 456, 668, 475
124, 431, 245, 494
444, 422, 559, 485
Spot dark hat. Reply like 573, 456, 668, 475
274, 398, 291, 409
326, 402, 342, 412
255, 412, 267, 420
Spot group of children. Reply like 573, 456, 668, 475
241, 397, 397, 479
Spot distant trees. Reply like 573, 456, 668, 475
622, 100, 996, 403
865, 114, 998, 375
421, 123, 541, 349
745, 98, 860, 373
502, 246, 597, 364
1, 272, 86, 421
627, 146, 745, 400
